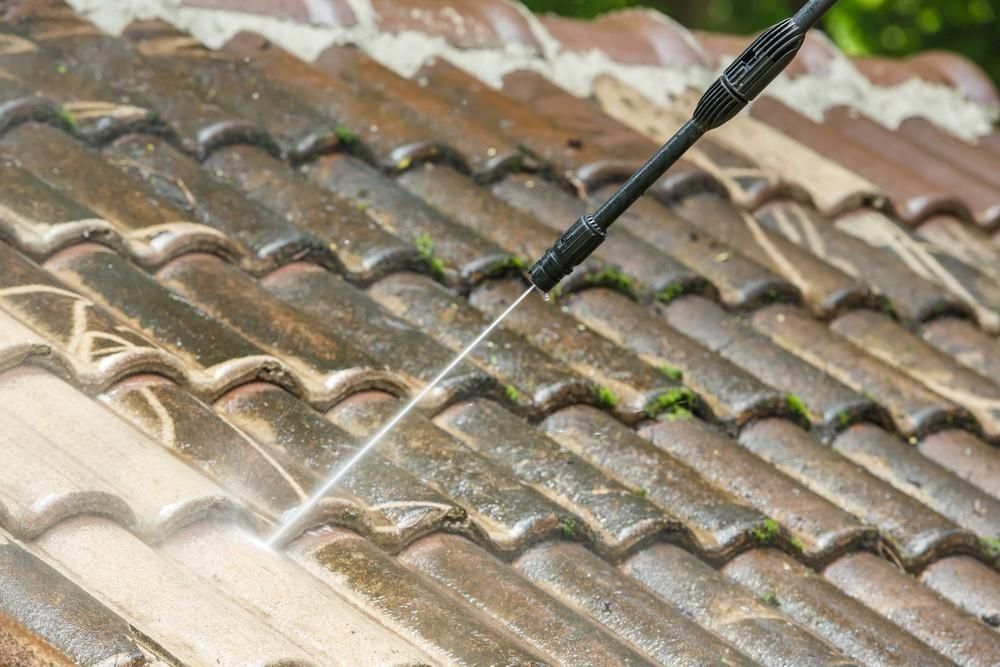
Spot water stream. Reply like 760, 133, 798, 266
266, 284, 537, 547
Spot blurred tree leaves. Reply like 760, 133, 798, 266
521, 0, 999, 86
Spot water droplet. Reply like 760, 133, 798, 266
543, 292, 552, 302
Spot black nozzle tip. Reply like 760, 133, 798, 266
529, 251, 562, 293
528, 214, 607, 294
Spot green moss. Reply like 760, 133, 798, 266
837, 411, 851, 427
659, 365, 683, 381
56, 108, 78, 131
750, 519, 780, 545
505, 255, 528, 271
585, 267, 636, 296
981, 537, 1000, 557
647, 387, 697, 419
597, 386, 619, 409
785, 393, 809, 421
559, 516, 579, 538
56, 63, 68, 75
633, 487, 649, 499
789, 536, 804, 553
354, 202, 369, 213
415, 233, 444, 277
881, 300, 898, 319
505, 384, 523, 403
656, 282, 685, 304
759, 591, 779, 607
334, 125, 358, 144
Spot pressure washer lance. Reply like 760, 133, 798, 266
528, 0, 839, 294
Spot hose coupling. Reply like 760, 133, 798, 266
529, 214, 606, 293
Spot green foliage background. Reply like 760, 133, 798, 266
521, 0, 999, 87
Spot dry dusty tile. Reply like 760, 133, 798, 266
371, 0, 537, 49
640, 418, 872, 562
205, 146, 417, 282
824, 107, 1000, 228
516, 542, 756, 666
740, 419, 976, 567
541, 406, 768, 557
596, 189, 797, 309
0, 123, 247, 267
263, 263, 491, 409
313, 45, 525, 178
723, 549, 953, 667
625, 544, 855, 667
921, 556, 1000, 630
922, 318, 1000, 382
123, 21, 341, 161
47, 244, 300, 400
329, 392, 569, 554
471, 279, 679, 423
824, 552, 1000, 666
436, 399, 672, 559
751, 304, 972, 438
541, 8, 706, 66
0, 242, 185, 391
751, 98, 965, 226
368, 273, 595, 417
0, 157, 117, 258
566, 288, 785, 427
400, 534, 654, 665
0, 530, 152, 666
162, 522, 431, 665
17, 11, 269, 159
157, 254, 405, 407
216, 382, 460, 548
757, 202, 973, 327
660, 296, 877, 438
918, 430, 1000, 499
105, 135, 326, 273
672, 194, 870, 317
289, 528, 547, 666
32, 517, 322, 666
303, 153, 512, 286
832, 310, 1000, 440
833, 424, 1000, 539
491, 173, 706, 300
0, 367, 244, 540
591, 78, 880, 216
101, 376, 320, 523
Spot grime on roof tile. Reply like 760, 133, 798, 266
919, 556, 1000, 629
917, 429, 1000, 499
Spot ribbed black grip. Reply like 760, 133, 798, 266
693, 19, 805, 130
529, 214, 606, 292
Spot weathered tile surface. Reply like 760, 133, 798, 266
919, 556, 1000, 629
918, 430, 1000, 499
921, 317, 1000, 382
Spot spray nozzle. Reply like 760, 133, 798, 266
529, 0, 839, 294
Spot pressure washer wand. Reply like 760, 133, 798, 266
528, 0, 839, 293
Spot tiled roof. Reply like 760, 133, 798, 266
0, 0, 998, 664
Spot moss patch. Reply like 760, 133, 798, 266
785, 393, 809, 421
659, 365, 683, 381
750, 519, 780, 545
56, 108, 78, 131
648, 387, 697, 419
656, 282, 685, 304
505, 385, 523, 403
334, 125, 358, 144
981, 537, 1000, 557
414, 233, 445, 277
559, 516, 579, 538
759, 591, 779, 607
789, 535, 804, 553
633, 487, 649, 499
597, 386, 619, 409
585, 267, 636, 296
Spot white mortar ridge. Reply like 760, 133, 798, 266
65, 0, 998, 141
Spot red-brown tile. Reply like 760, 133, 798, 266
917, 215, 1000, 281
723, 549, 953, 667
751, 304, 972, 438
471, 279, 680, 423
400, 534, 653, 665
182, 0, 355, 25
368, 273, 595, 416
898, 117, 1000, 191
436, 399, 673, 559
329, 392, 569, 554
641, 418, 872, 562
834, 424, 999, 538
906, 51, 1000, 108
662, 296, 879, 438
918, 430, 1000, 499
157, 254, 405, 407
922, 317, 1000, 382
825, 552, 1000, 666
289, 529, 548, 666
516, 542, 756, 666
541, 406, 769, 557
741, 419, 977, 566
565, 288, 785, 427
920, 556, 1000, 629
371, 0, 537, 50
832, 309, 1000, 440
625, 544, 855, 667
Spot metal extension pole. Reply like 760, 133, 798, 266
528, 0, 840, 293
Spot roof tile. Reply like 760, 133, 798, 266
370, 0, 537, 50
919, 556, 1000, 629
824, 552, 1000, 666
918, 429, 1000, 499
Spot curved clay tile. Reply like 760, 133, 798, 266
371, 0, 540, 51
182, 0, 355, 26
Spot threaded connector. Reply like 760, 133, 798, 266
529, 214, 606, 293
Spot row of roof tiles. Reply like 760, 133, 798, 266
0, 0, 998, 664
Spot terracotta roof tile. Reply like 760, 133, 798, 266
0, 0, 997, 661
